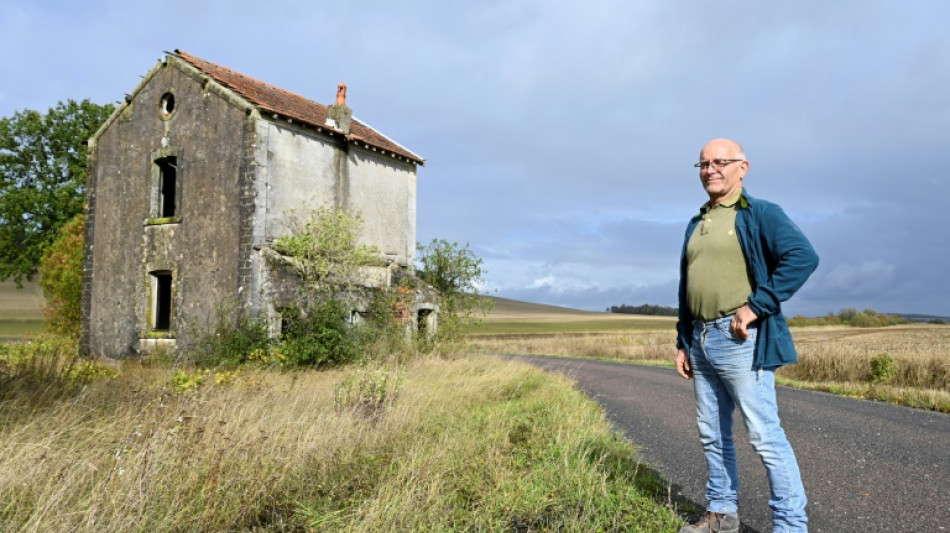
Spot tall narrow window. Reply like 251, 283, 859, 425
151, 271, 173, 330
156, 157, 177, 217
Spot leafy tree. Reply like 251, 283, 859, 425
271, 205, 380, 296
0, 99, 114, 286
37, 214, 85, 336
266, 205, 382, 367
839, 307, 858, 321
416, 239, 491, 340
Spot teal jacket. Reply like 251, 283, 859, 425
676, 190, 819, 369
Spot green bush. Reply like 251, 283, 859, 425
190, 310, 273, 369
185, 209, 495, 369
37, 214, 85, 337
280, 300, 360, 368
869, 353, 898, 383
188, 294, 405, 371
271, 205, 379, 294
416, 239, 491, 342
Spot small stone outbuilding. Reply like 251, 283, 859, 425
80, 50, 437, 358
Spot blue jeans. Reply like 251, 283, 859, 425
689, 317, 808, 533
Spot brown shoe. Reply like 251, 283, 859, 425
679, 511, 740, 533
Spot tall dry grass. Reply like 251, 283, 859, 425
776, 326, 950, 410
468, 331, 674, 363
785, 326, 950, 387
2, 362, 348, 532
0, 350, 682, 532
467, 325, 950, 411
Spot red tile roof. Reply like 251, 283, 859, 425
172, 50, 423, 165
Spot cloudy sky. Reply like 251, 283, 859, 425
3, 1, 948, 316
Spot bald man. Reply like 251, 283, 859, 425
675, 139, 818, 533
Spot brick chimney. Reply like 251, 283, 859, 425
325, 82, 352, 134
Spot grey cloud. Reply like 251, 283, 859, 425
3, 0, 949, 316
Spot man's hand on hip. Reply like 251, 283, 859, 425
676, 348, 692, 379
731, 304, 759, 340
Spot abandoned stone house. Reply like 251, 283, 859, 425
80, 49, 436, 358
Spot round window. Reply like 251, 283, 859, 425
160, 92, 176, 119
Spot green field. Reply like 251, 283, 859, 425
0, 281, 45, 339
0, 319, 45, 338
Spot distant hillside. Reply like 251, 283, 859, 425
900, 313, 950, 323
486, 296, 603, 318
474, 296, 674, 334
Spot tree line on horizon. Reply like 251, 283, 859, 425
607, 303, 943, 327
788, 307, 914, 327
607, 303, 678, 316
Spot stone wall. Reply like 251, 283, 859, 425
82, 58, 251, 357
257, 120, 417, 267
81, 54, 425, 359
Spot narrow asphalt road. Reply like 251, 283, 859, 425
504, 355, 950, 533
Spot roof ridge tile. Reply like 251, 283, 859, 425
171, 49, 423, 165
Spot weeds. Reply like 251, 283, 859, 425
0, 355, 682, 532
186, 292, 419, 371
188, 307, 273, 369
334, 364, 404, 420
169, 368, 208, 394
0, 335, 115, 405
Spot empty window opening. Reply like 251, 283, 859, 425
279, 314, 292, 339
160, 92, 176, 117
417, 309, 431, 334
277, 306, 301, 340
156, 157, 177, 217
152, 271, 173, 330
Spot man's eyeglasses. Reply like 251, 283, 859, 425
694, 159, 744, 171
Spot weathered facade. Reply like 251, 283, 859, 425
81, 50, 435, 358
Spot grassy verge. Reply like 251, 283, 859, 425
773, 376, 950, 412
0, 343, 682, 532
